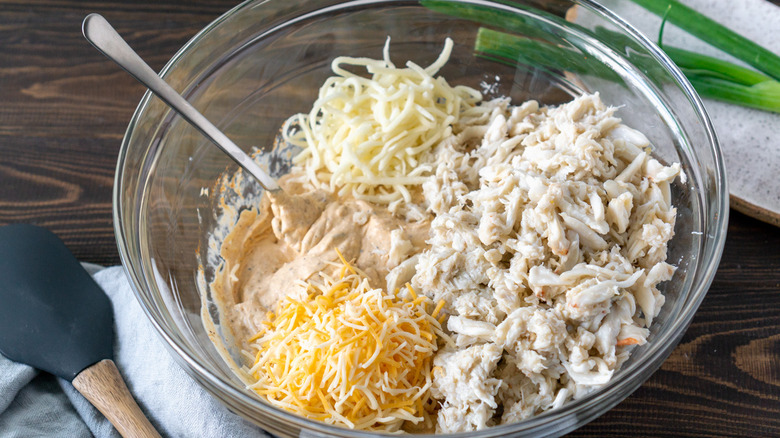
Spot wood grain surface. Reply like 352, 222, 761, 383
0, 0, 778, 437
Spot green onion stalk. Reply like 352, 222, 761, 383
422, 0, 780, 114
630, 0, 780, 81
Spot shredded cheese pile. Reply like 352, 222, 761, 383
246, 251, 447, 431
284, 38, 482, 206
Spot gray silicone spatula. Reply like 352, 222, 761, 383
0, 224, 160, 438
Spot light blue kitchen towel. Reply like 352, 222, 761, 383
0, 265, 270, 438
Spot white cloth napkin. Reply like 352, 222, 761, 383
0, 265, 270, 438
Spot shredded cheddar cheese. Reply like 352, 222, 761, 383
283, 37, 482, 207
246, 251, 447, 431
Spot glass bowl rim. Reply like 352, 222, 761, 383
113, 0, 729, 436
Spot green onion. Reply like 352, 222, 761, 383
475, 28, 780, 114
683, 75, 780, 113
424, 0, 780, 114
474, 28, 621, 82
663, 46, 773, 86
420, 0, 561, 40
629, 0, 780, 81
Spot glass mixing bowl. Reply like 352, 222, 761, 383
114, 0, 728, 436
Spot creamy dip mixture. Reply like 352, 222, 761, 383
211, 177, 430, 345
205, 36, 681, 434
209, 93, 681, 433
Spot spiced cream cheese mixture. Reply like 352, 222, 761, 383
207, 39, 682, 433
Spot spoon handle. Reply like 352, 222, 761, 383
72, 359, 161, 438
81, 13, 280, 192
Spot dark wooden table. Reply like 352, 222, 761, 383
1, 1, 778, 436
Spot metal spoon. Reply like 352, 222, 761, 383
82, 13, 280, 192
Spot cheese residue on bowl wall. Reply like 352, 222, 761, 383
284, 37, 483, 208
246, 251, 447, 432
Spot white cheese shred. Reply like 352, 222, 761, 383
284, 38, 482, 206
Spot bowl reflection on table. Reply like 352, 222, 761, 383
113, 0, 728, 436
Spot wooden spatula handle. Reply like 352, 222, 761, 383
72, 359, 161, 438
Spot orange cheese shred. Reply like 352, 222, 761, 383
245, 250, 444, 431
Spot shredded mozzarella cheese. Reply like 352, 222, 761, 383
246, 250, 446, 431
284, 38, 482, 206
